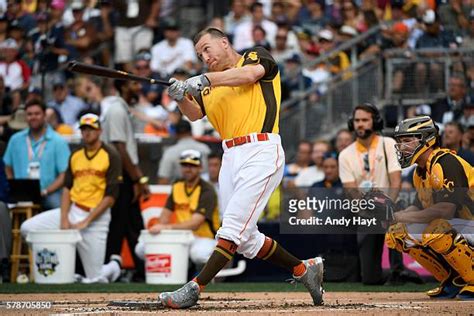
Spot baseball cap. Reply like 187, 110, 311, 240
0, 38, 19, 50
51, 0, 65, 10
318, 29, 334, 42
392, 22, 409, 34
52, 74, 66, 87
28, 86, 42, 95
179, 149, 202, 166
422, 9, 436, 25
340, 25, 358, 37
135, 50, 152, 62
79, 113, 101, 129
285, 53, 301, 64
163, 18, 179, 30
71, 0, 85, 11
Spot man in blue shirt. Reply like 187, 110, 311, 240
47, 75, 88, 127
3, 99, 70, 209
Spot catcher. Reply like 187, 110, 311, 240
375, 116, 473, 300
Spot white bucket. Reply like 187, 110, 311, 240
26, 230, 82, 284
141, 230, 194, 284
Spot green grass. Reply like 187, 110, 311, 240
0, 282, 437, 294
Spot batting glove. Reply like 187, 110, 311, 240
168, 78, 187, 102
184, 74, 210, 96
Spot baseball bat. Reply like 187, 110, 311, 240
67, 61, 171, 86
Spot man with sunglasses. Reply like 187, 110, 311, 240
389, 116, 474, 300
134, 150, 219, 268
20, 113, 122, 281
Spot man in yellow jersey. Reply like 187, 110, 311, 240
388, 116, 474, 300
159, 27, 324, 309
21, 113, 122, 281
134, 150, 219, 267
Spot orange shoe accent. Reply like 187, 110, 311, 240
193, 277, 206, 292
293, 262, 307, 277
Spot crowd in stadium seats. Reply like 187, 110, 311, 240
0, 0, 474, 284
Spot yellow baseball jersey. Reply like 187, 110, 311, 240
165, 178, 220, 238
413, 147, 474, 219
65, 143, 122, 208
193, 46, 281, 139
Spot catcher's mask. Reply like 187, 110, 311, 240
394, 116, 439, 168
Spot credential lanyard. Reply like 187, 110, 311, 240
26, 136, 46, 162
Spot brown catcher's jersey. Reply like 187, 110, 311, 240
413, 147, 474, 219
165, 178, 220, 238
193, 46, 281, 139
64, 143, 122, 208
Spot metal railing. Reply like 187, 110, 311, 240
280, 55, 383, 159
384, 47, 474, 101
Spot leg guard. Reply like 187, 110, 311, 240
385, 223, 451, 283
422, 219, 474, 285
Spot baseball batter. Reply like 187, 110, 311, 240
159, 27, 323, 309
20, 114, 122, 280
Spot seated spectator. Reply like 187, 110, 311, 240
133, 50, 166, 106
442, 121, 474, 165
233, 2, 278, 52
281, 54, 313, 101
311, 151, 341, 187
335, 128, 353, 153
46, 106, 74, 135
0, 158, 10, 283
415, 9, 458, 93
29, 10, 68, 101
6, 0, 37, 34
431, 73, 469, 125
47, 74, 87, 127
136, 150, 220, 267
296, 0, 328, 36
272, 25, 301, 66
64, 1, 97, 61
438, 0, 471, 35
249, 25, 271, 51
157, 120, 211, 184
314, 29, 350, 78
0, 38, 30, 92
293, 140, 330, 187
3, 99, 70, 209
150, 18, 197, 77
223, 0, 251, 40
283, 140, 312, 183
341, 0, 366, 33
20, 113, 121, 281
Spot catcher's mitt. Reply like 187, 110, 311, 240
360, 190, 399, 225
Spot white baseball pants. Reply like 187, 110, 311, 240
217, 133, 285, 259
20, 204, 110, 279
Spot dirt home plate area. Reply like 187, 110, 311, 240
1, 292, 473, 315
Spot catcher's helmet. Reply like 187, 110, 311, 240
393, 116, 439, 168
